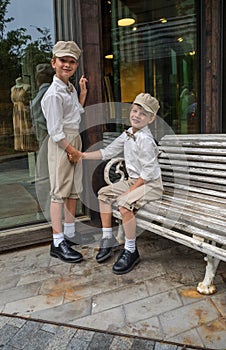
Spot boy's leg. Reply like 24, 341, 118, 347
96, 199, 119, 263
63, 198, 94, 245
99, 199, 112, 228
112, 206, 140, 275
50, 200, 83, 263
64, 198, 76, 224
50, 201, 63, 235
63, 198, 76, 241
96, 181, 134, 263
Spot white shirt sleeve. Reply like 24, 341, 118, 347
138, 137, 160, 181
41, 94, 65, 142
100, 132, 125, 160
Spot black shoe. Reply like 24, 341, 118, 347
50, 240, 83, 263
65, 232, 95, 246
112, 248, 140, 275
96, 236, 119, 263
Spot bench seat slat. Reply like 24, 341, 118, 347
142, 201, 226, 233
135, 208, 226, 245
162, 193, 226, 214
113, 210, 226, 262
164, 190, 226, 207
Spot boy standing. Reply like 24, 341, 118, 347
81, 93, 163, 274
41, 41, 88, 263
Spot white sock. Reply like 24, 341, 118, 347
125, 238, 136, 253
64, 223, 75, 238
53, 233, 64, 247
102, 227, 113, 239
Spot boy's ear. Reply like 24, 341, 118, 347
148, 115, 156, 124
51, 58, 56, 69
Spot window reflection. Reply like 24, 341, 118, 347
0, 0, 54, 229
102, 0, 198, 135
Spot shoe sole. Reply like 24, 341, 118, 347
112, 256, 141, 275
96, 246, 119, 263
50, 252, 83, 263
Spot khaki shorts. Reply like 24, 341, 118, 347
98, 177, 163, 211
48, 129, 82, 203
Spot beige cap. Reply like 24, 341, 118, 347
52, 41, 81, 60
133, 93, 160, 115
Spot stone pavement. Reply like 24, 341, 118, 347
0, 314, 202, 350
0, 229, 226, 350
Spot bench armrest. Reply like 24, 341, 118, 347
104, 157, 127, 185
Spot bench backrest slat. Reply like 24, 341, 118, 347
158, 134, 226, 200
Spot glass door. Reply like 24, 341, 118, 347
102, 0, 199, 134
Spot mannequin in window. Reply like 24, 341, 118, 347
11, 77, 37, 151
179, 86, 195, 133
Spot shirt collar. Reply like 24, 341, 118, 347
53, 75, 74, 93
128, 125, 150, 135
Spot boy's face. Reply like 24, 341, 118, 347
130, 104, 154, 132
51, 56, 78, 84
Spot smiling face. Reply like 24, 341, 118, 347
51, 56, 78, 84
130, 104, 154, 132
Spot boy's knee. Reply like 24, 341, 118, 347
119, 206, 130, 217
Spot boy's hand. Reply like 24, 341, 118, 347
67, 150, 82, 164
79, 75, 88, 93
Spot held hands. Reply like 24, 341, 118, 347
67, 149, 82, 164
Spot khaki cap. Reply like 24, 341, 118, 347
35, 63, 54, 77
133, 93, 160, 115
53, 41, 81, 60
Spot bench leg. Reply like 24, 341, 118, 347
197, 255, 220, 295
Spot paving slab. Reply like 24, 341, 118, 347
0, 230, 226, 349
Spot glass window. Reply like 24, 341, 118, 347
0, 0, 55, 230
102, 0, 199, 134
0, 0, 86, 233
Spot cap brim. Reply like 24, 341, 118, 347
134, 102, 154, 114
55, 52, 78, 60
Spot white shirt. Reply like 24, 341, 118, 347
101, 126, 161, 182
41, 75, 84, 142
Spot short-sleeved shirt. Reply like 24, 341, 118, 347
41, 75, 84, 142
100, 126, 161, 182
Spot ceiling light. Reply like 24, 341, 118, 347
177, 37, 183, 42
160, 18, 167, 23
105, 54, 113, 59
118, 18, 135, 27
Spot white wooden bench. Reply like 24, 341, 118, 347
103, 134, 226, 295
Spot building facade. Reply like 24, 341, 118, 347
0, 0, 224, 249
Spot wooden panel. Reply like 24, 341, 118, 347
204, 0, 222, 132
0, 224, 52, 253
